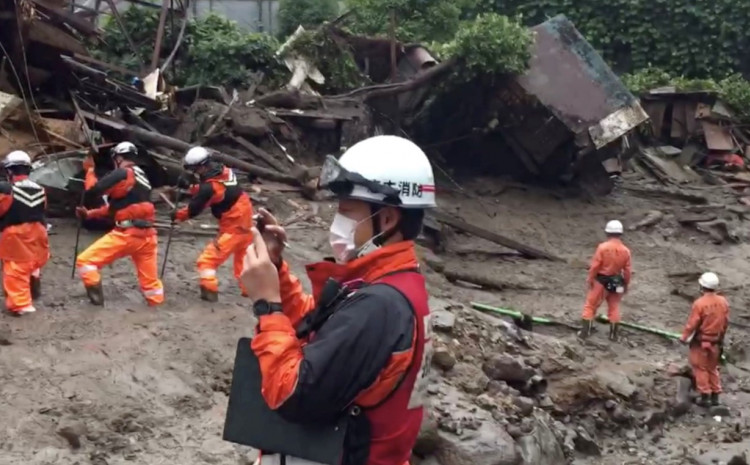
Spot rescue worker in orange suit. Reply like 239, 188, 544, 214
75, 141, 164, 306
239, 135, 435, 465
0, 151, 49, 316
580, 219, 632, 341
680, 272, 729, 407
81, 151, 114, 231
170, 146, 254, 302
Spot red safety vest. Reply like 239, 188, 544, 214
363, 271, 431, 465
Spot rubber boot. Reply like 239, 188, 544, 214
30, 277, 41, 300
200, 286, 219, 303
696, 393, 711, 407
578, 319, 593, 340
710, 393, 720, 406
608, 323, 620, 341
86, 283, 104, 306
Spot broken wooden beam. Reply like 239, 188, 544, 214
443, 267, 544, 291
429, 210, 562, 261
228, 134, 288, 173
621, 186, 709, 205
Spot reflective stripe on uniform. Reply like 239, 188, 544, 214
11, 185, 45, 208
259, 455, 325, 465
222, 169, 238, 187
133, 167, 151, 189
199, 269, 217, 278
142, 288, 164, 297
77, 265, 98, 273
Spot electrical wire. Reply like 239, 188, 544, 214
12, 0, 45, 152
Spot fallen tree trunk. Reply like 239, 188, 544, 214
429, 210, 562, 261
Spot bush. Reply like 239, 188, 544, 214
278, 0, 340, 38
92, 8, 283, 88
344, 0, 464, 43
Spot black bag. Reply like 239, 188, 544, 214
223, 338, 348, 465
596, 274, 624, 293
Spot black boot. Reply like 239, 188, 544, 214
30, 276, 41, 300
608, 323, 620, 341
200, 286, 219, 303
696, 393, 711, 407
578, 319, 593, 339
710, 393, 720, 406
86, 283, 104, 306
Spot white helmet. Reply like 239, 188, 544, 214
605, 220, 624, 234
321, 135, 436, 209
699, 272, 719, 290
112, 141, 138, 159
183, 146, 211, 169
4, 150, 32, 168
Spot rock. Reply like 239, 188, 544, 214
573, 427, 601, 456
0, 326, 11, 345
435, 421, 520, 465
671, 377, 693, 417
451, 363, 489, 394
57, 423, 87, 449
482, 354, 535, 383
710, 405, 731, 417
432, 346, 457, 370
693, 448, 749, 465
432, 311, 456, 333
593, 369, 636, 399
414, 410, 440, 456
487, 380, 510, 395
604, 400, 617, 411
728, 455, 749, 465
513, 396, 535, 416
525, 356, 542, 368
516, 413, 566, 465
475, 394, 496, 411
643, 410, 667, 430
537, 395, 554, 410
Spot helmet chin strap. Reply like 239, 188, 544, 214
354, 204, 400, 259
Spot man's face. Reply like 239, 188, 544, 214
337, 198, 400, 249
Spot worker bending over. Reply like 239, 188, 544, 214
240, 135, 434, 465
0, 151, 49, 315
75, 142, 164, 306
580, 220, 632, 341
680, 272, 729, 407
171, 146, 253, 302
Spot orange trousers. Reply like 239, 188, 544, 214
689, 343, 721, 394
76, 230, 164, 305
3, 258, 47, 313
582, 281, 623, 322
197, 232, 253, 293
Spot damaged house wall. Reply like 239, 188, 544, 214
408, 15, 647, 193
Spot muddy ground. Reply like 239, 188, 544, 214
1, 170, 749, 465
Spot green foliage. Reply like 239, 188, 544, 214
344, 0, 465, 43
277, 0, 340, 38
478, 0, 750, 80
623, 68, 750, 122
442, 13, 533, 81
286, 29, 369, 93
92, 7, 284, 88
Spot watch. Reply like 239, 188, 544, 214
253, 299, 283, 317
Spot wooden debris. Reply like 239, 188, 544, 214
229, 134, 288, 173
622, 186, 709, 205
442, 267, 544, 291
694, 219, 739, 244
629, 210, 664, 230
429, 210, 562, 261
676, 212, 718, 225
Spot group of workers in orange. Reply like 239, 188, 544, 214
581, 219, 730, 408
0, 133, 730, 464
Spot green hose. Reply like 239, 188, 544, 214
470, 302, 581, 330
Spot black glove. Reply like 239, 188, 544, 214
169, 209, 178, 222
177, 175, 193, 189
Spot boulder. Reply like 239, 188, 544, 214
482, 354, 535, 384
516, 413, 566, 465
435, 421, 520, 465
414, 409, 441, 456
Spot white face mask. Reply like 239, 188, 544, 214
329, 213, 358, 264
328, 212, 384, 264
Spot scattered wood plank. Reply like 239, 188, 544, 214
443, 267, 544, 291
204, 92, 238, 139
429, 210, 562, 261
621, 186, 709, 204
229, 134, 288, 173
629, 210, 664, 230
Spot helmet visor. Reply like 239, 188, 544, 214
318, 155, 402, 205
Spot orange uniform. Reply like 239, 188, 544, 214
0, 175, 49, 314
681, 293, 729, 395
252, 241, 430, 465
582, 237, 632, 323
76, 164, 164, 305
174, 166, 253, 297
